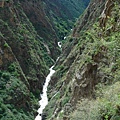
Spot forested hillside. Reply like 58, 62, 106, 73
2, 0, 119, 120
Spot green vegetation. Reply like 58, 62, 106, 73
71, 82, 120, 120
52, 0, 90, 39
3, 0, 120, 120
0, 63, 34, 120
0, 0, 90, 119
70, 1, 120, 120
44, 1, 120, 120
0, 0, 53, 119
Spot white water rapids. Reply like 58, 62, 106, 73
35, 66, 55, 120
35, 42, 62, 120
58, 41, 62, 48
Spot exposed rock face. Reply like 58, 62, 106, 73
72, 0, 106, 37
99, 0, 115, 28
45, 0, 120, 120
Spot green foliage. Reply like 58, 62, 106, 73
58, 65, 68, 76
45, 97, 58, 119
44, 0, 89, 40
3, 42, 9, 48
50, 1, 120, 120
71, 82, 120, 120
0, 105, 34, 120
0, 63, 34, 120
0, 32, 4, 38
8, 63, 16, 73
61, 96, 70, 106
1, 72, 10, 81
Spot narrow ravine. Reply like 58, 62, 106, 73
35, 42, 62, 120
35, 66, 55, 120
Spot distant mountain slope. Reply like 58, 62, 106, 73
20, 0, 90, 59
44, 0, 90, 39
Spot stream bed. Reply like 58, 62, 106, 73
35, 42, 62, 120
35, 66, 55, 120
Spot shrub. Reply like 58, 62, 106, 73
71, 82, 120, 120
3, 42, 9, 48
2, 72, 10, 81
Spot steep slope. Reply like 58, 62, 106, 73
0, 0, 51, 119
0, 0, 90, 119
43, 0, 90, 39
20, 0, 59, 59
20, 0, 90, 59
44, 0, 120, 120
0, 38, 32, 119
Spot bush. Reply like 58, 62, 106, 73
8, 63, 16, 73
2, 72, 10, 81
3, 42, 9, 48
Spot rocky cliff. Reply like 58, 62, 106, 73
45, 0, 120, 120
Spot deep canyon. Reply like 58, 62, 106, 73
0, 0, 120, 120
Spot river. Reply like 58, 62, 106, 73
35, 42, 62, 120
